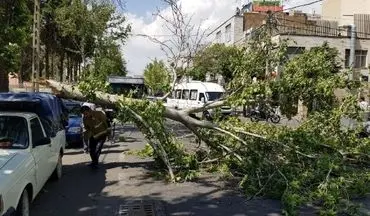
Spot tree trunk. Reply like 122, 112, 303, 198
0, 62, 9, 92
73, 60, 78, 83
45, 46, 50, 79
51, 52, 54, 79
66, 56, 70, 83
19, 50, 25, 88
59, 52, 64, 82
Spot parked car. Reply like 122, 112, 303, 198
166, 81, 232, 120
63, 100, 84, 147
0, 92, 66, 216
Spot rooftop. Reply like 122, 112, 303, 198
107, 76, 144, 84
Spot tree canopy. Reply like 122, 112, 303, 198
143, 59, 171, 96
0, 0, 31, 91
0, 0, 131, 91
190, 43, 242, 83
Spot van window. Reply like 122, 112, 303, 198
199, 93, 205, 102
183, 89, 190, 100
175, 90, 182, 99
206, 92, 223, 101
190, 90, 198, 100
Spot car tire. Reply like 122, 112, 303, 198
270, 114, 281, 124
15, 190, 30, 216
250, 113, 259, 122
52, 154, 63, 180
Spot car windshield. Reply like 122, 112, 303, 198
206, 92, 223, 101
67, 105, 81, 117
0, 116, 29, 149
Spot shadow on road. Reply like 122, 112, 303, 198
30, 158, 284, 216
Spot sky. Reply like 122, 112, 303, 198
122, 0, 323, 76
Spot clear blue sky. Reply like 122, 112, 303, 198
124, 0, 164, 16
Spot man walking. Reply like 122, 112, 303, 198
81, 105, 109, 169
81, 102, 96, 153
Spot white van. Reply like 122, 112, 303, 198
166, 81, 232, 119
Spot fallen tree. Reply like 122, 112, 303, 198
44, 2, 370, 214
47, 74, 370, 215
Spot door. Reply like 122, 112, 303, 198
180, 89, 190, 109
174, 89, 182, 109
30, 118, 52, 190
189, 89, 200, 108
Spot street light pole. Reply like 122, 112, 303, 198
32, 0, 41, 92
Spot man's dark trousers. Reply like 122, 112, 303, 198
89, 135, 107, 165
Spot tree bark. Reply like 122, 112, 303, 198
73, 60, 78, 83
0, 62, 9, 92
45, 46, 50, 79
59, 52, 64, 82
51, 52, 54, 79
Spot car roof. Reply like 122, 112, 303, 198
0, 112, 37, 119
174, 81, 225, 92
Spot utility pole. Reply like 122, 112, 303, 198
32, 0, 41, 92
349, 24, 357, 81
265, 11, 274, 79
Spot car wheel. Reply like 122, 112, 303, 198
250, 113, 259, 122
270, 114, 281, 124
52, 154, 63, 180
202, 111, 212, 121
16, 190, 30, 216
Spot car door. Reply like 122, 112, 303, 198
189, 89, 200, 109
30, 117, 52, 190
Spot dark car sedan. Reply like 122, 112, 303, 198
63, 100, 84, 147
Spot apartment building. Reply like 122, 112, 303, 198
243, 10, 370, 80
322, 0, 370, 26
208, 13, 244, 45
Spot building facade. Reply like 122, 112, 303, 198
242, 11, 370, 80
208, 13, 244, 45
322, 0, 370, 26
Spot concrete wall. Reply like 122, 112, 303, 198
322, 0, 370, 26
208, 15, 245, 45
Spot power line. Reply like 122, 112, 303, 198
279, 0, 323, 13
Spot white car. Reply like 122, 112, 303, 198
0, 112, 65, 216
166, 81, 233, 119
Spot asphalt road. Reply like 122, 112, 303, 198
30, 126, 284, 216
29, 124, 369, 216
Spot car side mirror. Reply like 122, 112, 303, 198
35, 137, 51, 147
201, 98, 205, 103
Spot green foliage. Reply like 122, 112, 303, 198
127, 143, 154, 158
190, 44, 242, 83
115, 98, 200, 182
0, 0, 31, 90
228, 28, 287, 107
278, 43, 346, 118
143, 59, 171, 96
89, 37, 128, 79
211, 103, 370, 215
76, 18, 370, 215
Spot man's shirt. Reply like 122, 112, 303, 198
83, 111, 109, 139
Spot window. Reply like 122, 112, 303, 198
190, 90, 198, 100
31, 118, 45, 144
216, 31, 221, 43
0, 116, 29, 149
182, 89, 190, 100
345, 49, 368, 68
199, 93, 205, 102
225, 24, 232, 42
175, 90, 182, 99
287, 47, 305, 59
206, 92, 223, 101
